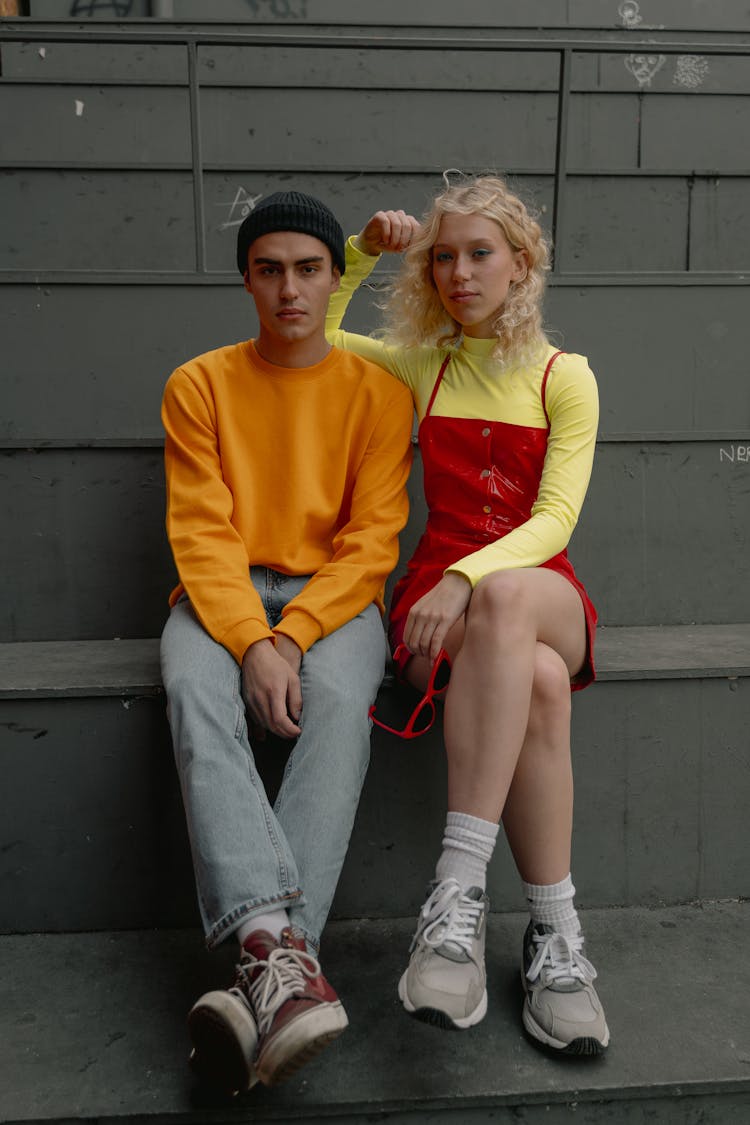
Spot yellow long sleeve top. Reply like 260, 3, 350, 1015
162, 339, 413, 663
325, 239, 599, 586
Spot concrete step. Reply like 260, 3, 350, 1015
0, 626, 748, 933
1, 902, 749, 1125
2, 440, 749, 643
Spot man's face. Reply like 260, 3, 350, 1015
243, 230, 340, 349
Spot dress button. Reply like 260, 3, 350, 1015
480, 469, 490, 479
483, 505, 492, 514
481, 427, 491, 437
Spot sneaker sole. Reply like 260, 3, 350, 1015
398, 970, 488, 1031
188, 992, 258, 1093
522, 1000, 610, 1056
256, 1001, 349, 1087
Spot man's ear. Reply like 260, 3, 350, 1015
243, 270, 252, 294
330, 267, 341, 294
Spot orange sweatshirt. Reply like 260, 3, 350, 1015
162, 340, 413, 663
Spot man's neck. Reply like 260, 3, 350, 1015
254, 332, 332, 369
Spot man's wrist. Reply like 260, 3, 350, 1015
274, 631, 302, 671
241, 636, 274, 666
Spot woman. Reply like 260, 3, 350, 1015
325, 175, 609, 1055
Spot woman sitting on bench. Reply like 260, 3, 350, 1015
325, 173, 609, 1056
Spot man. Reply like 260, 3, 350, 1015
160, 191, 413, 1093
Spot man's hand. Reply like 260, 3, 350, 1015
403, 572, 472, 663
241, 636, 303, 740
355, 210, 421, 256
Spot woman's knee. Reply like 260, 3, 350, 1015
466, 570, 531, 635
528, 645, 572, 731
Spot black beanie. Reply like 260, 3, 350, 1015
236, 191, 346, 276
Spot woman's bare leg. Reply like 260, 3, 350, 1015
502, 641, 574, 884
398, 569, 608, 1048
417, 567, 585, 823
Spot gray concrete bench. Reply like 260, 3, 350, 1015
1, 624, 748, 934
2, 625, 749, 699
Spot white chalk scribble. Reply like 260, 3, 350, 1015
618, 1, 642, 28
74, 99, 85, 116
673, 55, 710, 89
719, 445, 750, 464
624, 53, 666, 88
216, 186, 263, 232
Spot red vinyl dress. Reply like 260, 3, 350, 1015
388, 351, 598, 691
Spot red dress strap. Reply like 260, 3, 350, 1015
424, 354, 452, 418
541, 349, 565, 426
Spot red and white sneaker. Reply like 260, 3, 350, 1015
242, 927, 348, 1087
188, 926, 348, 1092
188, 973, 259, 1094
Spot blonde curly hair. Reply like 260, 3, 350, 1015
382, 175, 550, 366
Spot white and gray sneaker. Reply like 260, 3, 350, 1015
522, 922, 610, 1055
398, 878, 489, 1030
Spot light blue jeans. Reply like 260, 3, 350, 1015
161, 567, 387, 953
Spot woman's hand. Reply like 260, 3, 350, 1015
355, 210, 421, 256
403, 572, 472, 663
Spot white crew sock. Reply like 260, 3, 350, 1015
236, 908, 290, 948
434, 811, 499, 892
522, 874, 581, 939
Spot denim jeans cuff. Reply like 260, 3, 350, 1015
204, 888, 304, 950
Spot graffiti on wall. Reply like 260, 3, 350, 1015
673, 55, 710, 88
624, 53, 667, 88
216, 186, 263, 232
618, 1, 643, 29
243, 0, 308, 17
70, 0, 134, 14
619, 1, 711, 90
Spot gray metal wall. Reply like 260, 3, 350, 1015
1, 5, 748, 642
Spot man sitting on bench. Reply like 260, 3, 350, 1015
160, 191, 413, 1093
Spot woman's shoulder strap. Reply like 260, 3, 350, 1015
424, 353, 452, 418
541, 349, 566, 425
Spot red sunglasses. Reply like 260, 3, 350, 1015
369, 644, 452, 739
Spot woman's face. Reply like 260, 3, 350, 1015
431, 212, 528, 338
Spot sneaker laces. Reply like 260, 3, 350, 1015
236, 946, 321, 1036
526, 929, 597, 988
414, 878, 483, 960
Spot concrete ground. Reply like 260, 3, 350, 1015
2, 901, 749, 1124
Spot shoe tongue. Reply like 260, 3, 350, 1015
549, 976, 580, 992
433, 884, 484, 961
241, 929, 279, 959
438, 940, 469, 963
534, 925, 582, 989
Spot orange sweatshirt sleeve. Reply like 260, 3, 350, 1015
162, 366, 274, 661
274, 379, 414, 651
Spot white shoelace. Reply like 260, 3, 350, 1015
236, 946, 321, 1036
526, 929, 597, 987
415, 878, 484, 958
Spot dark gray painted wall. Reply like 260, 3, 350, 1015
21, 0, 750, 30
